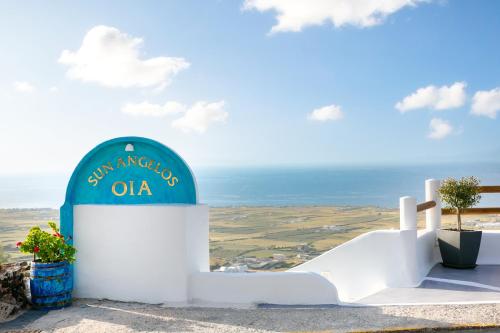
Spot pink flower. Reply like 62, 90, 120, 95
16, 241, 22, 247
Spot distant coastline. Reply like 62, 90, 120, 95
1, 163, 500, 209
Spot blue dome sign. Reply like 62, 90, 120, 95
60, 137, 198, 241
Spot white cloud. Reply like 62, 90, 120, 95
58, 25, 189, 89
471, 87, 500, 119
122, 100, 227, 133
308, 104, 344, 122
243, 0, 428, 33
122, 101, 186, 117
395, 82, 467, 112
172, 101, 228, 134
49, 86, 58, 93
13, 81, 35, 93
428, 118, 453, 139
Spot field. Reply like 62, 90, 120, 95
0, 207, 497, 270
0, 209, 59, 263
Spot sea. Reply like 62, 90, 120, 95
1, 163, 500, 209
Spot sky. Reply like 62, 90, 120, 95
0, 0, 499, 174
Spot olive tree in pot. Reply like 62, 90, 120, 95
438, 176, 482, 269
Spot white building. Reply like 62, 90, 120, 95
63, 137, 500, 307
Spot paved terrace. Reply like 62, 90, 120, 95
3, 299, 500, 333
4, 265, 500, 332
355, 264, 500, 306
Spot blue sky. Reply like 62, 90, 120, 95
0, 0, 499, 174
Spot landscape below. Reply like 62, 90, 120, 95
1, 207, 498, 271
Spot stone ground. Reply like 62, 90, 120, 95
2, 299, 500, 333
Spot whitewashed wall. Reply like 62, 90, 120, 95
69, 178, 451, 306
286, 230, 441, 302
289, 230, 419, 301
476, 231, 500, 264
417, 228, 500, 267
73, 204, 208, 304
190, 229, 442, 305
417, 230, 500, 269
416, 230, 440, 278
190, 271, 338, 306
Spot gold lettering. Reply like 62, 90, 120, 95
138, 180, 152, 196
167, 177, 179, 187
111, 181, 127, 196
102, 161, 114, 174
116, 158, 126, 168
129, 180, 135, 196
127, 155, 137, 166
90, 156, 180, 192
161, 168, 172, 181
138, 156, 148, 168
88, 176, 98, 187
154, 162, 161, 174
93, 168, 105, 180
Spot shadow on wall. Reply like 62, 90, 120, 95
6, 299, 454, 332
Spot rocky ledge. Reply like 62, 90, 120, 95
0, 261, 30, 321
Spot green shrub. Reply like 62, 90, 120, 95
17, 222, 76, 263
439, 176, 481, 231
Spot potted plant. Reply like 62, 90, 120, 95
438, 176, 482, 269
16, 222, 76, 309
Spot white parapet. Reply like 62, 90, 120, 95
290, 230, 411, 301
477, 231, 500, 265
73, 204, 209, 304
425, 179, 441, 231
190, 271, 339, 306
400, 196, 417, 231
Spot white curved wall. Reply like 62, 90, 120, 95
73, 204, 208, 304
289, 230, 423, 301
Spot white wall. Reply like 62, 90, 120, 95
73, 204, 208, 304
289, 230, 419, 301
477, 231, 500, 265
416, 230, 440, 278
70, 205, 441, 306
189, 229, 441, 306
286, 229, 440, 302
185, 206, 210, 274
419, 230, 500, 267
69, 188, 447, 306
423, 230, 500, 266
190, 271, 338, 306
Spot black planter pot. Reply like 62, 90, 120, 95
438, 229, 482, 269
